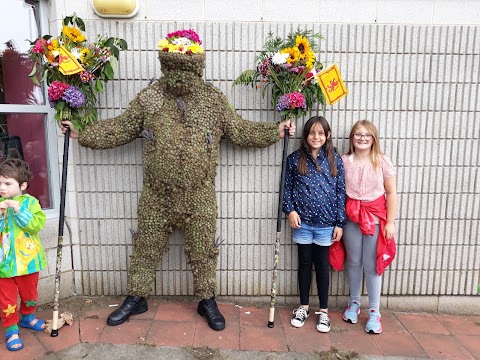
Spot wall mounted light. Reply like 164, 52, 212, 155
92, 0, 139, 18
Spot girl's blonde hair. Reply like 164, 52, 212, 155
346, 120, 383, 171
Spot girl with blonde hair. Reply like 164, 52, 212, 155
342, 120, 398, 334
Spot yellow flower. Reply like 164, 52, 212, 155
189, 43, 204, 54
281, 47, 300, 64
171, 44, 183, 53
62, 26, 86, 43
48, 38, 59, 51
79, 48, 89, 62
305, 50, 316, 70
158, 39, 169, 49
295, 35, 311, 57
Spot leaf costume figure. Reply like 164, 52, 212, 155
63, 29, 294, 331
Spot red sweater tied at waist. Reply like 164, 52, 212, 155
346, 195, 396, 275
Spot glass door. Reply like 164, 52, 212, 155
0, 0, 54, 209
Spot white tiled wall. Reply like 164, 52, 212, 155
52, 0, 480, 25
42, 0, 480, 309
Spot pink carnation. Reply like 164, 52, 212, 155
287, 92, 306, 109
166, 29, 202, 44
48, 80, 70, 101
32, 38, 49, 54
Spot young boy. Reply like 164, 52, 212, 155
0, 158, 47, 351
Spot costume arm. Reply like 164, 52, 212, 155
78, 92, 146, 149
13, 197, 46, 234
335, 154, 347, 227
219, 90, 280, 147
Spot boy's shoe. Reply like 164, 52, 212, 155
342, 300, 360, 324
365, 309, 382, 334
291, 307, 309, 328
315, 311, 331, 333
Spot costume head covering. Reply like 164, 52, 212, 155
157, 29, 205, 77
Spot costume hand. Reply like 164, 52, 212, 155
60, 121, 79, 139
384, 222, 395, 240
279, 120, 295, 139
332, 226, 343, 242
288, 211, 301, 229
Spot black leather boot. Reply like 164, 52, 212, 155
197, 297, 225, 331
107, 295, 148, 326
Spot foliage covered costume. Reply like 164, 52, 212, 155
78, 51, 281, 328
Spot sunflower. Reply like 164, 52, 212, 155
79, 48, 90, 63
304, 50, 316, 70
62, 26, 86, 43
295, 35, 311, 57
280, 47, 300, 64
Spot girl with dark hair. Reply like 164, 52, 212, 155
283, 116, 346, 333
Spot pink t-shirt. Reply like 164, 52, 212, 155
342, 154, 396, 201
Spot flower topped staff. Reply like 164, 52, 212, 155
235, 29, 326, 329
27, 14, 127, 338
27, 13, 127, 130
234, 29, 325, 120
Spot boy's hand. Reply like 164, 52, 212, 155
288, 211, 301, 229
3, 200, 21, 213
0, 201, 8, 215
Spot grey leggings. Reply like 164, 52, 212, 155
343, 220, 382, 311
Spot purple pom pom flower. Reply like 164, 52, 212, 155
62, 86, 86, 108
276, 94, 291, 111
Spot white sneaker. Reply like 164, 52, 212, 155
315, 311, 331, 333
291, 307, 309, 328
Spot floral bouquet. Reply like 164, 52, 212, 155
234, 30, 325, 120
27, 14, 127, 130
158, 29, 204, 54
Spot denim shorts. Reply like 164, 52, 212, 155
292, 222, 334, 246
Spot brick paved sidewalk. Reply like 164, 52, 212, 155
0, 297, 479, 359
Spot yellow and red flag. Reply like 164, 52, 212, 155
58, 46, 83, 75
317, 64, 348, 105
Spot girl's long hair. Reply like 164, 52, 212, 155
346, 119, 383, 171
298, 116, 338, 177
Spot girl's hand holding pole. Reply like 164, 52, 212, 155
279, 120, 295, 139
60, 121, 79, 139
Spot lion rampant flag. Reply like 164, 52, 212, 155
317, 64, 348, 105
58, 46, 83, 75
